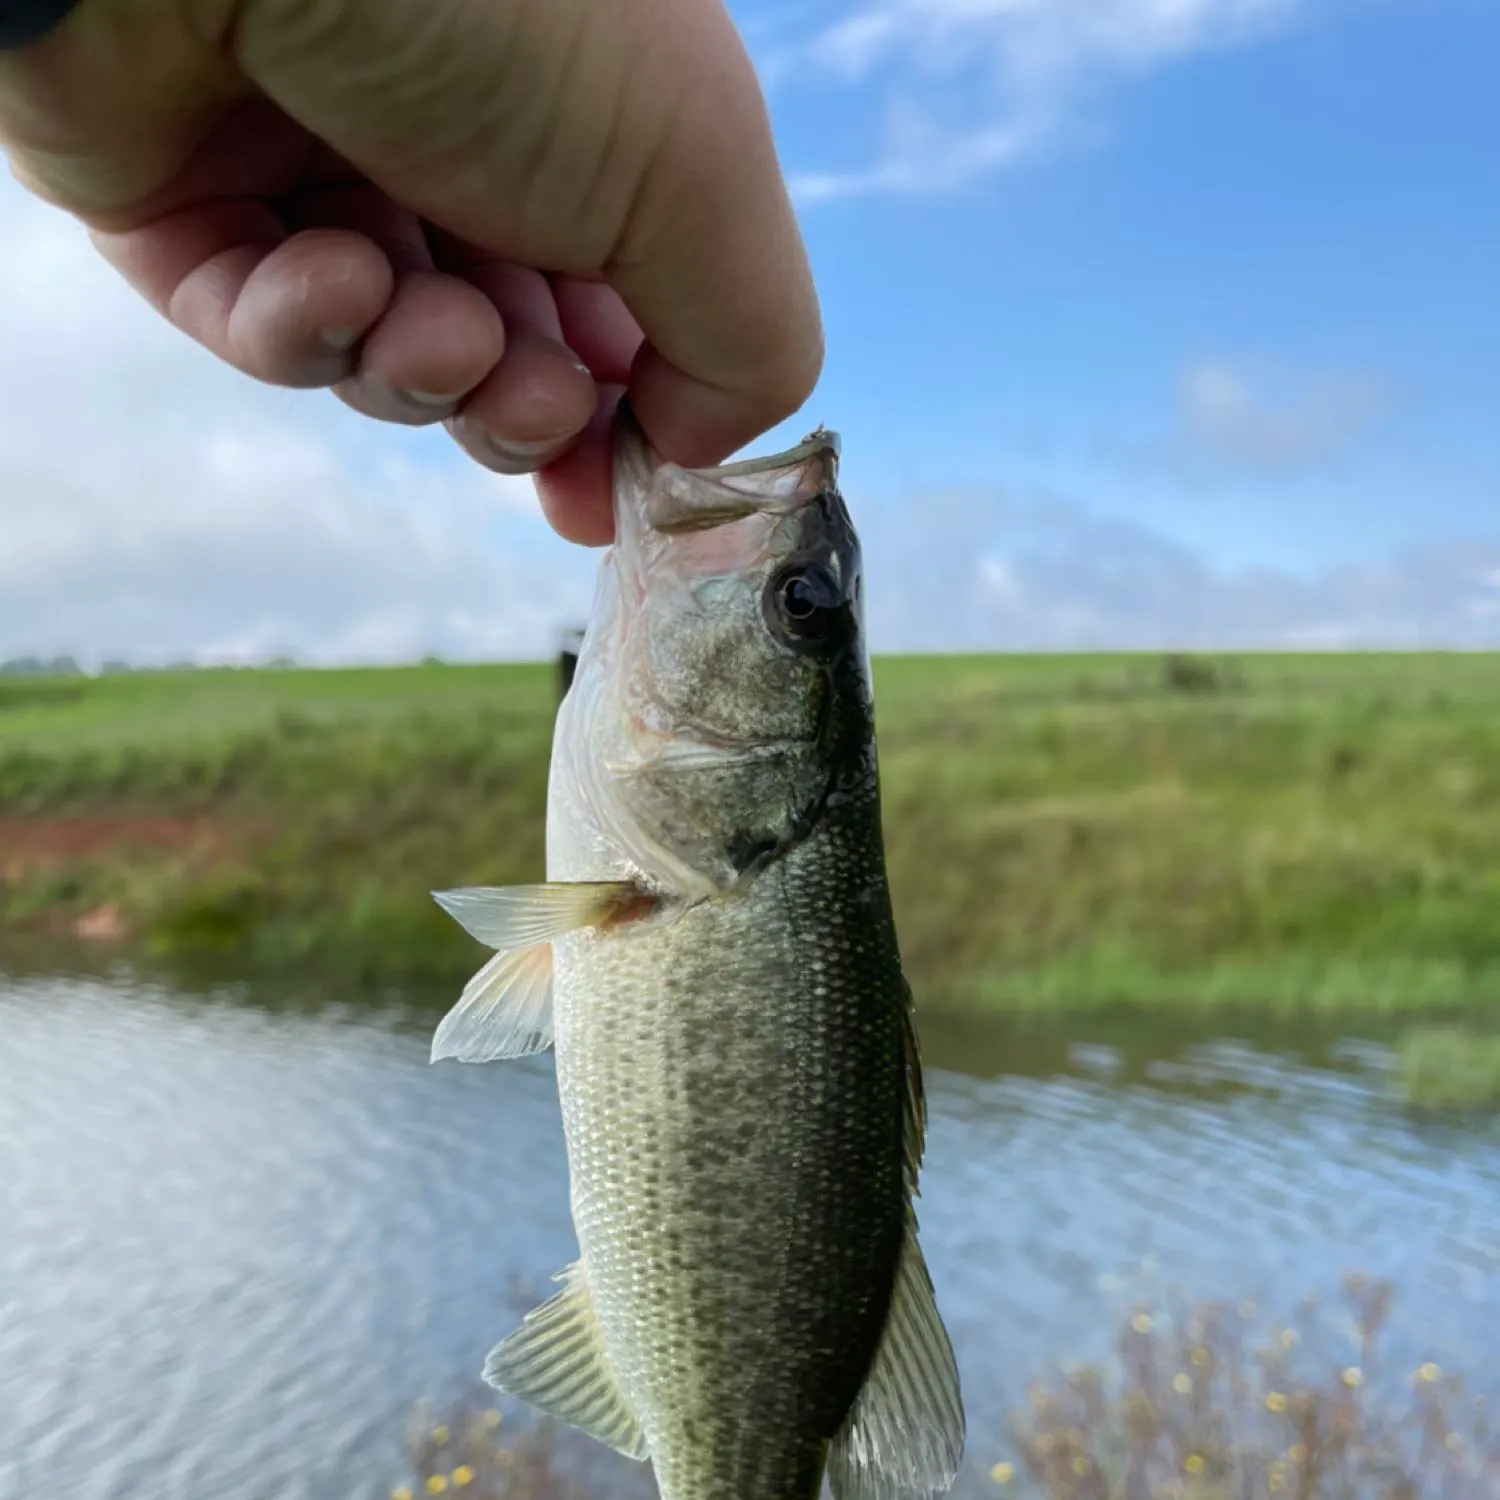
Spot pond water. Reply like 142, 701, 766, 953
2, 971, 1498, 1500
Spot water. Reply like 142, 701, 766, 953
2, 972, 1498, 1500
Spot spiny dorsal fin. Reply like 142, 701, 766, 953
429, 881, 645, 1064
900, 978, 927, 1200
826, 979, 963, 1500
483, 1262, 649, 1463
827, 1227, 965, 1500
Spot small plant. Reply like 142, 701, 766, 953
1397, 1027, 1500, 1113
391, 1396, 588, 1500
996, 1274, 1498, 1499
1161, 655, 1228, 695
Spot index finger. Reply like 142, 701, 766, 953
602, 1, 824, 469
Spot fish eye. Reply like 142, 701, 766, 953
766, 561, 845, 648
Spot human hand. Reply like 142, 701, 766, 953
0, 0, 823, 544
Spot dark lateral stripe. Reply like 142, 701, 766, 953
0, 0, 79, 48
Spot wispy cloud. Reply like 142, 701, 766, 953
859, 485, 1500, 652
1107, 357, 1399, 483
1177, 360, 1396, 473
763, 0, 1309, 200
0, 180, 592, 670
1, 177, 1489, 667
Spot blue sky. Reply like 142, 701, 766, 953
748, 0, 1498, 570
0, 0, 1496, 664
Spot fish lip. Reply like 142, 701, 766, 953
616, 396, 840, 479
694, 425, 841, 479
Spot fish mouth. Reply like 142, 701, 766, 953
696, 424, 841, 481
613, 400, 842, 537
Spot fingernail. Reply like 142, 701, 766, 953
320, 326, 360, 351
482, 433, 573, 473
404, 388, 468, 408
302, 352, 354, 388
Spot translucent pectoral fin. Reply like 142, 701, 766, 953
432, 882, 638, 950
828, 1228, 965, 1500
483, 1262, 649, 1463
430, 944, 555, 1062
429, 881, 647, 1064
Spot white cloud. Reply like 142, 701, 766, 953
1175, 359, 1395, 474
0, 178, 1490, 668
0, 179, 594, 670
766, 0, 1307, 200
857, 485, 1500, 652
1100, 357, 1399, 484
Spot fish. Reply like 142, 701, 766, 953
430, 403, 964, 1500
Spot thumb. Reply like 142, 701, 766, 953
0, 0, 242, 224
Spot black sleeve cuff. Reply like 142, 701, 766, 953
0, 0, 80, 49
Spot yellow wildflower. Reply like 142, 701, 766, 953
1265, 1392, 1288, 1413
393, 1490, 414, 1500
1268, 1464, 1287, 1494
1131, 1313, 1154, 1334
451, 1467, 475, 1488
1341, 1367, 1363, 1389
1278, 1330, 1298, 1349
1173, 1374, 1193, 1396
1417, 1363, 1441, 1383
1072, 1457, 1090, 1477
426, 1478, 449, 1496
1190, 1346, 1210, 1368
1184, 1454, 1205, 1476
431, 1426, 450, 1445
989, 1462, 1014, 1485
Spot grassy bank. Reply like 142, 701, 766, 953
1397, 1027, 1500, 1112
3, 652, 1500, 1020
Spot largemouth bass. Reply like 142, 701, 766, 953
431, 406, 964, 1500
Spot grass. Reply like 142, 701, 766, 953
389, 1275, 1498, 1500
3, 651, 1500, 1020
1397, 1027, 1500, 1113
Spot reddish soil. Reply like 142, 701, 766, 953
1, 813, 275, 942
0, 813, 259, 880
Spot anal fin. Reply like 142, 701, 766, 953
483, 1262, 649, 1463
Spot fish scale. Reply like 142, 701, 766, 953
555, 805, 908, 1500
431, 407, 964, 1500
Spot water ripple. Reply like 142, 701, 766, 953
1, 975, 1497, 1500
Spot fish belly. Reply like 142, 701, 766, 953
552, 845, 907, 1500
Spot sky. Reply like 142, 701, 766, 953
1, 0, 1497, 665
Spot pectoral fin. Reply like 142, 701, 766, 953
431, 944, 556, 1062
429, 881, 646, 1063
433, 882, 639, 950
483, 1262, 649, 1463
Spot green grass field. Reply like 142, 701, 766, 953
3, 652, 1500, 1028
